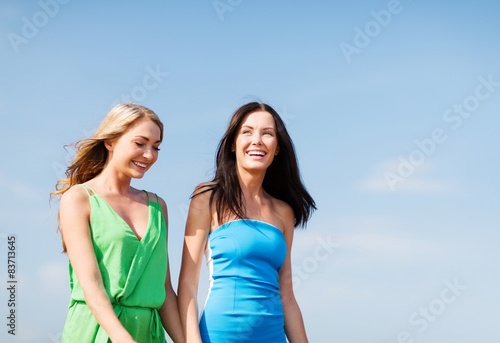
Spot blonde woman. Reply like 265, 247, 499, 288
52, 104, 184, 343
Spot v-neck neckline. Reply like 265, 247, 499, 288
91, 190, 152, 242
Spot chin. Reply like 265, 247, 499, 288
246, 164, 270, 172
130, 171, 147, 179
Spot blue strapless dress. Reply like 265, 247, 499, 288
199, 219, 287, 342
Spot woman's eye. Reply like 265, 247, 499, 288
264, 132, 274, 136
154, 147, 161, 151
135, 142, 144, 147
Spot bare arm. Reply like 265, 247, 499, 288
60, 187, 137, 343
278, 207, 309, 343
177, 187, 212, 343
157, 197, 185, 343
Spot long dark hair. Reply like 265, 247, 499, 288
196, 102, 316, 228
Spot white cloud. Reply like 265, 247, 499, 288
297, 214, 457, 260
38, 261, 68, 294
298, 278, 377, 304
336, 233, 443, 259
16, 322, 43, 342
357, 159, 454, 194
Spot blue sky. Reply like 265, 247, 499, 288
1, 0, 499, 342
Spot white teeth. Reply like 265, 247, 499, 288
134, 162, 147, 168
248, 151, 265, 156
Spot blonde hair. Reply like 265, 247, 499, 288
51, 103, 163, 250
52, 103, 163, 197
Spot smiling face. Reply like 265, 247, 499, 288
105, 117, 162, 179
233, 110, 280, 173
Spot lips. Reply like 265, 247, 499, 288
133, 161, 148, 170
246, 149, 267, 159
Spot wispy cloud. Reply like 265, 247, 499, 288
38, 261, 68, 294
336, 233, 443, 259
357, 159, 454, 194
17, 322, 43, 342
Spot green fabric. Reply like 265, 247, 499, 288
62, 185, 167, 343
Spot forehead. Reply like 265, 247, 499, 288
240, 110, 276, 127
124, 118, 161, 139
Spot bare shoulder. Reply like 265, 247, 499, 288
186, 183, 215, 225
157, 195, 167, 209
152, 192, 167, 211
271, 197, 294, 230
192, 181, 216, 197
60, 185, 90, 208
143, 190, 162, 204
183, 183, 214, 236
272, 197, 294, 219
190, 182, 215, 206
59, 185, 91, 234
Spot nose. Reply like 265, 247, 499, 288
143, 147, 155, 160
251, 132, 263, 145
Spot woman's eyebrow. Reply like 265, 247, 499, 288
134, 135, 161, 143
241, 125, 275, 131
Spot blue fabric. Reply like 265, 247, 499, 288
199, 219, 287, 342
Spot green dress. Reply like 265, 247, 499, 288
61, 185, 167, 342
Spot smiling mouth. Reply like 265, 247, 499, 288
246, 150, 267, 158
133, 161, 148, 169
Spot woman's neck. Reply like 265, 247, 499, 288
236, 167, 266, 200
92, 166, 132, 195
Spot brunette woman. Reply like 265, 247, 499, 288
178, 102, 315, 342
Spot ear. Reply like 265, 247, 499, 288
104, 140, 114, 152
275, 145, 280, 156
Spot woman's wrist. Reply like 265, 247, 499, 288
109, 329, 136, 343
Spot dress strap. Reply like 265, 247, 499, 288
142, 190, 159, 204
78, 184, 95, 196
